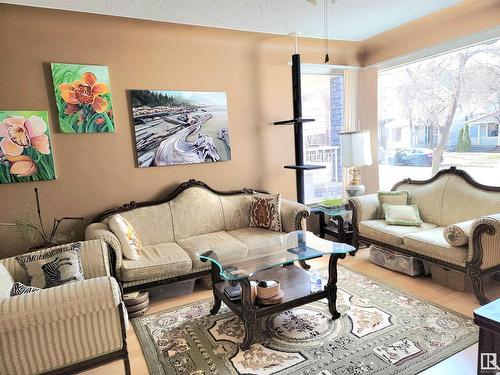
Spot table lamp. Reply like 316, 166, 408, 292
340, 130, 372, 197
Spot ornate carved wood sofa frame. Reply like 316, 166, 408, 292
86, 179, 310, 293
349, 167, 500, 305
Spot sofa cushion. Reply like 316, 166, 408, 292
228, 227, 288, 257
383, 204, 423, 226
120, 242, 192, 282
249, 193, 282, 232
377, 190, 410, 218
443, 219, 474, 247
108, 214, 142, 260
177, 231, 248, 270
403, 227, 468, 267
15, 243, 85, 289
359, 220, 437, 246
119, 202, 175, 245
170, 187, 225, 240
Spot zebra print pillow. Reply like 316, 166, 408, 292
15, 243, 85, 289
10, 282, 41, 296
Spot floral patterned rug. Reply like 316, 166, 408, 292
132, 265, 478, 375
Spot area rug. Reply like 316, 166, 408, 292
132, 265, 478, 375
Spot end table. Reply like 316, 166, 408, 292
473, 298, 500, 374
311, 206, 354, 253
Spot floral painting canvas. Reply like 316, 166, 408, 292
51, 63, 114, 133
0, 111, 56, 184
131, 90, 231, 167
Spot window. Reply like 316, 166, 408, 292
487, 123, 498, 137
378, 39, 500, 190
301, 71, 344, 204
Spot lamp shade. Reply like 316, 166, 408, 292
340, 130, 373, 167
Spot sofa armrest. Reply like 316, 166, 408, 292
0, 277, 124, 374
86, 222, 123, 275
348, 193, 379, 231
0, 276, 121, 333
468, 213, 500, 270
281, 199, 310, 232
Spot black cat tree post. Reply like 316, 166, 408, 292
274, 52, 325, 204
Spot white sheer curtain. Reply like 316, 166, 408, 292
343, 69, 359, 132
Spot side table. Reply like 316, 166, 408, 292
473, 298, 500, 374
311, 206, 354, 250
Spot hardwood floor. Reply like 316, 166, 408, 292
82, 247, 499, 375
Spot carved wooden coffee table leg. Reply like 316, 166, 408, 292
210, 261, 224, 315
201, 251, 223, 315
299, 259, 311, 270
325, 253, 346, 319
236, 278, 256, 350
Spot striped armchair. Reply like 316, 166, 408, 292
0, 240, 130, 375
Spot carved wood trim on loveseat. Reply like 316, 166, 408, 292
90, 179, 311, 293
93, 179, 268, 222
349, 167, 500, 305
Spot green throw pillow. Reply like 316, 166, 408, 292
377, 190, 410, 219
383, 204, 423, 227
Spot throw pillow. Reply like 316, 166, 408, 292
249, 193, 282, 232
15, 243, 85, 289
443, 219, 474, 247
377, 190, 410, 219
0, 263, 14, 299
10, 282, 41, 296
108, 214, 143, 260
383, 204, 423, 227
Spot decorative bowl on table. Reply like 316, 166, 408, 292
318, 198, 345, 210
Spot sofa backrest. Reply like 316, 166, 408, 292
96, 181, 257, 243
120, 202, 175, 246
219, 194, 253, 230
394, 168, 500, 226
170, 186, 226, 239
441, 174, 500, 225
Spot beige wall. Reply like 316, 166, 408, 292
0, 4, 361, 256
357, 68, 379, 194
361, 0, 500, 67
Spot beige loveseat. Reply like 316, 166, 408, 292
85, 180, 310, 293
0, 240, 129, 375
349, 167, 500, 305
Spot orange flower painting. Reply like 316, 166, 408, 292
51, 63, 114, 133
0, 111, 56, 184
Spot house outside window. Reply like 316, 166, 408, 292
378, 38, 500, 190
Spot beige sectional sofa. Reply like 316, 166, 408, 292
86, 180, 310, 293
350, 167, 500, 305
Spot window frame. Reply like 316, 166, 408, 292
300, 65, 346, 205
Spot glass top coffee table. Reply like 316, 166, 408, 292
197, 230, 355, 350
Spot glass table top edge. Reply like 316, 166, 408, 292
196, 230, 355, 281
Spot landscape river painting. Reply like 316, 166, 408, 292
131, 90, 231, 167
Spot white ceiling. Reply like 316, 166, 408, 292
2, 0, 463, 41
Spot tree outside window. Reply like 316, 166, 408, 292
378, 39, 500, 189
